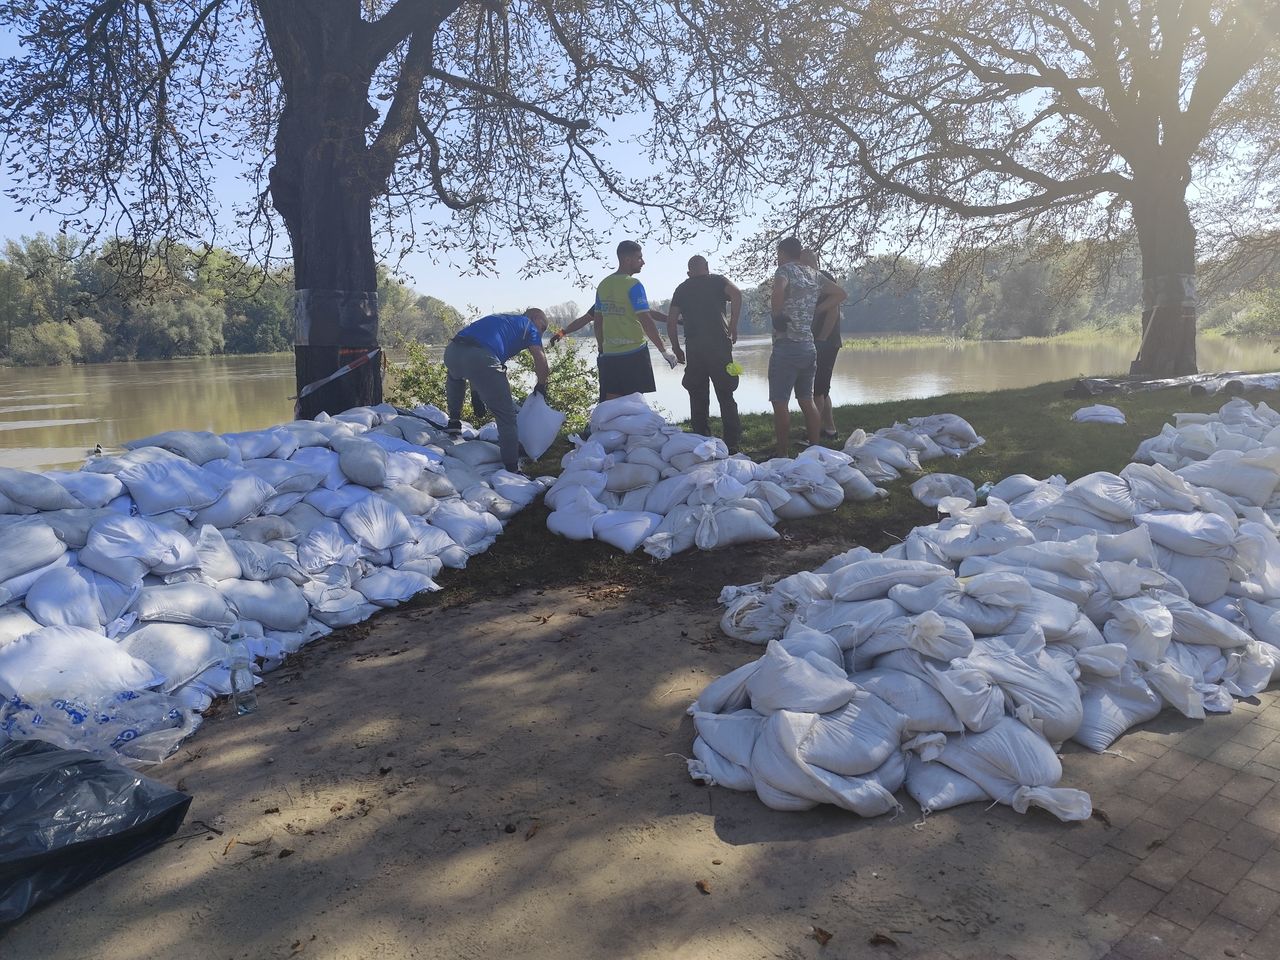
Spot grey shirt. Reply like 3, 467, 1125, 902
773, 261, 820, 345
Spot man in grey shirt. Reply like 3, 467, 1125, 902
768, 236, 847, 457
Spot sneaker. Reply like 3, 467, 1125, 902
445, 419, 463, 437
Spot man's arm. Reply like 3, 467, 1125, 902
725, 280, 743, 344
557, 307, 597, 338
636, 310, 676, 362
528, 344, 550, 389
815, 278, 847, 340
666, 303, 685, 363
770, 272, 789, 331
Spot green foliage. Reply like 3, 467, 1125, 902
387, 337, 599, 434
9, 320, 80, 365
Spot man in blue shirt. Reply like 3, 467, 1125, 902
443, 308, 550, 471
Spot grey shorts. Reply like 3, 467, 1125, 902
768, 338, 818, 404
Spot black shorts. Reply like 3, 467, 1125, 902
598, 347, 656, 397
814, 339, 841, 397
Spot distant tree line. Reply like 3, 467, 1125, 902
0, 234, 464, 366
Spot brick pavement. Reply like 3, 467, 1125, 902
1059, 688, 1280, 960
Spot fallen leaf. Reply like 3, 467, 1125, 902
869, 930, 898, 946
695, 879, 712, 895
278, 848, 295, 859
264, 806, 280, 815
524, 821, 541, 840
223, 838, 238, 856
1092, 808, 1112, 827
810, 926, 833, 946
330, 802, 345, 813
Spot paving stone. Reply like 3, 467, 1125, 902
1231, 724, 1279, 751
1092, 791, 1150, 830
1122, 734, 1172, 760
1110, 819, 1174, 860
1216, 879, 1280, 931
1189, 848, 1255, 895
1167, 819, 1226, 858
1056, 821, 1112, 859
1178, 914, 1255, 960
1092, 876, 1167, 926
1132, 844, 1203, 892
1145, 791, 1201, 829
1255, 707, 1280, 732
1221, 772, 1277, 807
1154, 878, 1224, 930
1211, 741, 1263, 771
1124, 769, 1178, 801
1170, 762, 1236, 805
1244, 913, 1280, 959
1255, 742, 1280, 770
1245, 848, 1280, 894
1218, 821, 1279, 863
1150, 749, 1203, 781
1242, 759, 1280, 782
1194, 794, 1252, 832
1078, 846, 1143, 892
1245, 797, 1280, 834
1109, 914, 1192, 960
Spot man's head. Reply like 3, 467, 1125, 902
686, 255, 709, 278
799, 249, 818, 269
777, 236, 804, 265
525, 307, 548, 331
617, 240, 644, 274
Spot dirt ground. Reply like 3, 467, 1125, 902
0, 572, 1160, 960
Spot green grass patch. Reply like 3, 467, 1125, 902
422, 379, 1262, 615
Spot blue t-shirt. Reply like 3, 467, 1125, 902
458, 312, 543, 362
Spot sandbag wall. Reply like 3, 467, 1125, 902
0, 403, 546, 763
690, 397, 1280, 822
544, 394, 985, 558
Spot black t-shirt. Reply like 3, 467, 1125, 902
671, 274, 731, 351
812, 269, 842, 347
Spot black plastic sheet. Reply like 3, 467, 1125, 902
0, 740, 191, 925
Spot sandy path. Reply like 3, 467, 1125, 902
2, 584, 1128, 960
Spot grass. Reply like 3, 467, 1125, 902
416, 377, 1261, 617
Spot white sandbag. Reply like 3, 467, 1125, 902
114, 454, 227, 516
0, 624, 164, 702
547, 487, 608, 541
228, 539, 308, 584
222, 427, 291, 460
1103, 595, 1174, 664
117, 622, 230, 693
748, 710, 904, 815
889, 573, 1027, 635
391, 519, 458, 568
625, 446, 667, 472
0, 522, 67, 583
340, 495, 414, 552
686, 472, 749, 507
1145, 589, 1251, 648
1177, 448, 1280, 507
1157, 549, 1232, 605
745, 640, 860, 714
376, 484, 437, 520
964, 629, 1083, 744
304, 484, 374, 518
0, 468, 91, 512
853, 666, 963, 734
23, 566, 103, 630
826, 558, 951, 602
1072, 404, 1126, 424
643, 474, 699, 514
431, 499, 503, 552
356, 567, 440, 606
592, 510, 662, 554
688, 711, 764, 791
131, 582, 238, 628
187, 525, 241, 582
905, 754, 989, 812
1135, 510, 1237, 558
34, 508, 118, 549
604, 462, 661, 493
911, 473, 978, 508
797, 598, 905, 653
279, 502, 328, 536
0, 607, 41, 648
545, 471, 608, 511
934, 717, 1089, 821
516, 393, 566, 461
125, 429, 230, 464
43, 470, 126, 509
289, 446, 348, 491
80, 515, 198, 584
447, 440, 503, 468
235, 515, 300, 545
694, 502, 780, 551
241, 458, 325, 495
488, 470, 543, 509
333, 437, 390, 487
218, 578, 309, 631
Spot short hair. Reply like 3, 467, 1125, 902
687, 255, 708, 271
617, 240, 642, 259
778, 236, 804, 259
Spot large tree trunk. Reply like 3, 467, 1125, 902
261, 1, 383, 419
1129, 174, 1198, 378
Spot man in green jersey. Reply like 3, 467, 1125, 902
553, 240, 678, 400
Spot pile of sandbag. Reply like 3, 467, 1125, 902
544, 394, 984, 558
0, 403, 548, 764
691, 397, 1280, 821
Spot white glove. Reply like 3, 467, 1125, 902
662, 350, 679, 369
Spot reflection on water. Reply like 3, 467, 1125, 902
1, 336, 1277, 470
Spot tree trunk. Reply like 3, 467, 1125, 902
1129, 175, 1198, 378
261, 1, 383, 419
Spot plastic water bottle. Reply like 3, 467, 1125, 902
228, 634, 258, 716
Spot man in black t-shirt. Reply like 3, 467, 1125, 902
667, 256, 744, 452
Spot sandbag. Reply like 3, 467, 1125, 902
516, 393, 566, 461
0, 625, 164, 703
80, 516, 198, 585
0, 468, 85, 512
0, 523, 67, 584
592, 511, 662, 554
217, 578, 309, 631
130, 583, 238, 628
124, 429, 230, 464
118, 623, 230, 693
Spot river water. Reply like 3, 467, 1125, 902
2, 335, 1276, 470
